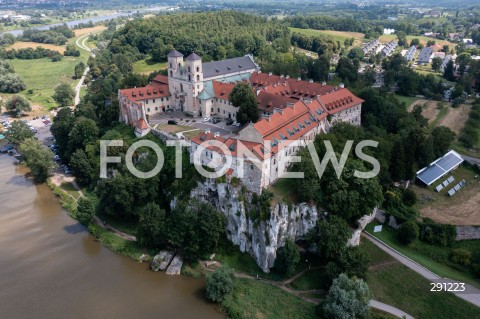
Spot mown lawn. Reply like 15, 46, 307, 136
221, 278, 318, 319
394, 94, 418, 109
365, 224, 480, 289
363, 236, 480, 319
367, 263, 480, 319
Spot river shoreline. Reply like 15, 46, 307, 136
0, 155, 224, 319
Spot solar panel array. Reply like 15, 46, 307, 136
417, 151, 464, 185
447, 179, 466, 197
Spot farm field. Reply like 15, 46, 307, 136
6, 41, 66, 53
379, 34, 456, 48
411, 165, 480, 226
289, 27, 365, 47
73, 25, 108, 37
407, 99, 471, 134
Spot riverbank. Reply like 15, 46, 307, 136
0, 155, 223, 319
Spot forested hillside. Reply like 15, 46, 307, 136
109, 11, 290, 62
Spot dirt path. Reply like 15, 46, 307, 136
199, 261, 413, 318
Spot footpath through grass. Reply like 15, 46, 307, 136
365, 224, 480, 289
221, 278, 318, 319
362, 239, 480, 319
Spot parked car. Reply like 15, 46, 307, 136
226, 119, 234, 126
212, 117, 221, 124
233, 121, 241, 127
167, 120, 178, 125
203, 117, 211, 122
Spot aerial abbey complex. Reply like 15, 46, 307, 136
119, 50, 363, 193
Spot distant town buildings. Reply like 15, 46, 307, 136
418, 47, 434, 65
383, 28, 395, 35
405, 45, 416, 62
382, 40, 397, 57
362, 39, 379, 55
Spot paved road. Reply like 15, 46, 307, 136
363, 232, 480, 308
461, 154, 480, 168
370, 300, 414, 319
74, 33, 98, 106
149, 112, 239, 137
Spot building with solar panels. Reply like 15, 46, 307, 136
416, 150, 464, 186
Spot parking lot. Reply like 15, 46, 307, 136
149, 111, 242, 137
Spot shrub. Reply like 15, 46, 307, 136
451, 249, 471, 266
77, 197, 96, 226
402, 188, 417, 206
398, 220, 419, 245
323, 274, 371, 319
205, 265, 235, 302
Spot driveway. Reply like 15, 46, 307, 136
149, 111, 241, 137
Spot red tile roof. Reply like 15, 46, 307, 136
256, 91, 297, 112
119, 81, 170, 102
212, 81, 237, 99
152, 74, 169, 85
250, 72, 336, 99
135, 118, 149, 130
191, 132, 267, 160
317, 88, 364, 114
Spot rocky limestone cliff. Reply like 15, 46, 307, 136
180, 179, 372, 272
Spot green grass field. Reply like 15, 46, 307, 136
362, 239, 480, 319
365, 224, 480, 289
394, 94, 419, 108
6, 57, 81, 109
221, 278, 318, 319
133, 57, 167, 74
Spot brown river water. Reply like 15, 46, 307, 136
0, 156, 223, 319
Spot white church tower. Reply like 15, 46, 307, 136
185, 52, 204, 115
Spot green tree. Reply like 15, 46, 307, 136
348, 47, 365, 60
443, 60, 455, 81
69, 149, 95, 186
5, 95, 31, 117
77, 197, 96, 226
402, 189, 417, 206
427, 40, 436, 46
74, 62, 86, 79
68, 117, 99, 156
167, 199, 225, 262
451, 249, 471, 266
53, 83, 75, 107
137, 203, 167, 248
431, 56, 443, 72
431, 126, 455, 158
410, 38, 420, 47
205, 265, 235, 302
51, 108, 75, 159
230, 82, 259, 124
398, 221, 419, 245
316, 216, 352, 260
323, 274, 371, 319
5, 120, 34, 145
19, 138, 56, 183
274, 238, 300, 276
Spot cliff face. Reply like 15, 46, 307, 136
183, 180, 371, 272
